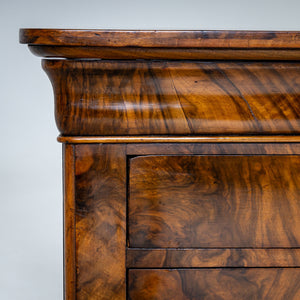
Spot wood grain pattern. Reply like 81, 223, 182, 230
126, 143, 300, 155
20, 30, 300, 59
19, 29, 300, 48
129, 155, 300, 248
21, 29, 300, 299
63, 144, 76, 300
58, 135, 300, 144
128, 269, 300, 300
127, 249, 300, 268
75, 144, 126, 299
43, 60, 300, 136
28, 45, 300, 60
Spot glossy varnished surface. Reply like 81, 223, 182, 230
128, 269, 300, 300
21, 29, 300, 300
63, 144, 76, 300
20, 29, 300, 48
20, 30, 300, 59
44, 60, 300, 136
58, 135, 300, 144
127, 248, 300, 268
129, 155, 300, 248
126, 143, 300, 155
75, 144, 126, 299
28, 45, 300, 60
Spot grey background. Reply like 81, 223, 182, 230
1, 0, 300, 299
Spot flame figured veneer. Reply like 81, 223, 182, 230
21, 29, 300, 300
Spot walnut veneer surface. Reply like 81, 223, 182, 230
20, 29, 300, 300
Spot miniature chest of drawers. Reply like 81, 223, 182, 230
20, 29, 300, 299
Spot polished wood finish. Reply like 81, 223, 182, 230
63, 144, 76, 300
21, 30, 300, 299
19, 29, 300, 60
128, 269, 300, 300
58, 135, 300, 144
44, 60, 300, 136
129, 155, 300, 248
27, 45, 300, 60
75, 144, 126, 299
126, 143, 300, 155
127, 248, 300, 268
19, 29, 300, 48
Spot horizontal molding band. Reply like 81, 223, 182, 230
57, 135, 300, 144
29, 46, 300, 60
126, 248, 300, 268
44, 60, 300, 136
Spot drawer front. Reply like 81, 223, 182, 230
129, 155, 300, 248
128, 269, 300, 300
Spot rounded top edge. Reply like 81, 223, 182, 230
19, 28, 300, 49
